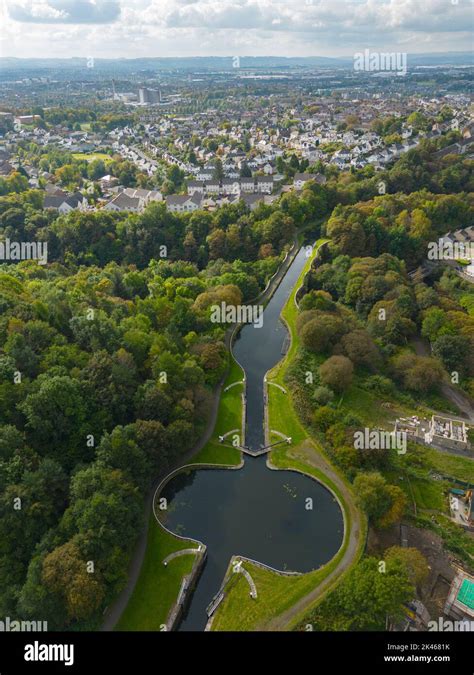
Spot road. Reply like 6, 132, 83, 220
412, 337, 474, 424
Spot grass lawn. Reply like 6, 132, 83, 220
267, 240, 329, 442
214, 357, 245, 438
211, 557, 344, 632
115, 516, 198, 631
191, 355, 244, 466
385, 468, 447, 513
72, 152, 112, 162
383, 442, 474, 515
268, 386, 306, 444
338, 383, 408, 427
409, 477, 446, 512
192, 441, 241, 466
424, 447, 474, 483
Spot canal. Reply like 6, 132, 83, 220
159, 246, 344, 631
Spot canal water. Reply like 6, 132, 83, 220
159, 246, 344, 631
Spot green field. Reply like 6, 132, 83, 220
385, 468, 447, 513
72, 152, 112, 162
383, 438, 474, 515
424, 447, 474, 482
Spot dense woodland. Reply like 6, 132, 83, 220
288, 170, 474, 630
0, 144, 472, 629
0, 241, 289, 627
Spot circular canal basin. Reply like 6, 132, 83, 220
157, 246, 344, 631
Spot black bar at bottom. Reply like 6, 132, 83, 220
0, 630, 470, 673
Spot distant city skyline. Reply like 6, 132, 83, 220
1, 0, 473, 60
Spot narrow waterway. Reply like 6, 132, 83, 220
159, 246, 344, 631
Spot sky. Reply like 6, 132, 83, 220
0, 0, 473, 59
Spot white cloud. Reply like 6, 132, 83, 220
8, 0, 120, 24
2, 0, 473, 57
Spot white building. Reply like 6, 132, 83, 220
166, 194, 202, 213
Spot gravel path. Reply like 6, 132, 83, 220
264, 442, 364, 631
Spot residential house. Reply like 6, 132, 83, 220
122, 188, 162, 205
44, 192, 88, 214
104, 192, 142, 212
240, 178, 256, 193
187, 180, 206, 196
166, 194, 202, 213
241, 193, 264, 211
256, 176, 274, 194
293, 173, 326, 190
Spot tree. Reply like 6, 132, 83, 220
4, 172, 29, 194
313, 386, 334, 406
0, 458, 66, 557
42, 540, 105, 622
327, 216, 366, 256
341, 330, 379, 368
163, 420, 194, 462
345, 114, 360, 130
206, 228, 227, 260
300, 290, 336, 313
306, 556, 414, 630
213, 159, 224, 181
0, 424, 25, 461
66, 464, 142, 575
433, 334, 472, 376
240, 162, 252, 178
55, 164, 81, 188
299, 314, 346, 353
4, 332, 38, 377
81, 350, 138, 429
96, 426, 150, 489
354, 472, 391, 521
313, 406, 338, 432
197, 342, 226, 384
333, 445, 360, 476
407, 112, 430, 132
87, 159, 106, 181
166, 164, 184, 191
354, 472, 407, 528
378, 485, 407, 528
385, 546, 429, 588
134, 382, 172, 424
391, 353, 443, 393
409, 209, 433, 240
133, 419, 167, 470
20, 376, 90, 467
319, 356, 354, 393
421, 307, 451, 342
122, 329, 153, 369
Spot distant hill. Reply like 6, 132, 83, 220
0, 53, 472, 75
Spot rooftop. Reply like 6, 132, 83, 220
458, 579, 474, 611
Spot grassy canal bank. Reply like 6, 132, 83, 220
210, 239, 366, 631
115, 356, 243, 631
